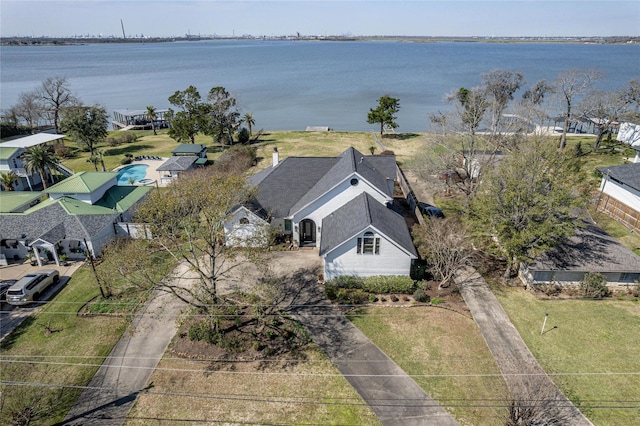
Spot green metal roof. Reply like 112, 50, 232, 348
57, 196, 116, 215
172, 144, 206, 155
0, 192, 44, 213
0, 146, 21, 161
45, 171, 118, 194
194, 158, 208, 165
96, 186, 153, 212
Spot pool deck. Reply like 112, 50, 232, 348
114, 158, 166, 187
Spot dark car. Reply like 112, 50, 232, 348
417, 202, 445, 219
0, 279, 17, 302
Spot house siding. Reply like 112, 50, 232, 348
323, 233, 413, 281
224, 208, 270, 247
598, 179, 640, 232
291, 175, 391, 247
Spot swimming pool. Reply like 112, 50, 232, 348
117, 164, 148, 185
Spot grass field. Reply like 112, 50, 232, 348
127, 346, 379, 425
495, 287, 640, 426
0, 267, 128, 424
348, 306, 509, 425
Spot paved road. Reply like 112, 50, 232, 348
281, 266, 460, 426
455, 266, 593, 426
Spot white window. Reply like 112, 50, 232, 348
357, 231, 380, 255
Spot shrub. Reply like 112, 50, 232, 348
237, 127, 250, 144
325, 275, 416, 294
120, 157, 132, 165
413, 288, 430, 303
106, 137, 120, 147
579, 272, 609, 299
380, 150, 395, 156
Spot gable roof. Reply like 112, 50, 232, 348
172, 144, 206, 155
0, 133, 64, 148
598, 163, 640, 192
319, 192, 417, 258
289, 147, 393, 215
251, 157, 338, 218
156, 156, 198, 171
45, 171, 118, 194
0, 146, 21, 161
529, 220, 640, 273
0, 192, 43, 213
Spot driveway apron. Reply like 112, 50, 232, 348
456, 266, 593, 426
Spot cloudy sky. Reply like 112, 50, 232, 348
2, 0, 639, 38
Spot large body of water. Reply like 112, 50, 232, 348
1, 40, 638, 132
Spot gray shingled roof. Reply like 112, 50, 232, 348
1, 202, 118, 244
289, 148, 393, 215
319, 192, 417, 257
598, 163, 640, 192
529, 221, 640, 272
253, 157, 338, 218
156, 156, 198, 171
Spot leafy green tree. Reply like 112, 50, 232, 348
367, 95, 400, 136
22, 146, 60, 189
146, 105, 158, 135
0, 171, 17, 191
37, 76, 79, 134
206, 86, 240, 145
60, 105, 109, 156
242, 112, 255, 138
469, 137, 586, 277
167, 85, 209, 144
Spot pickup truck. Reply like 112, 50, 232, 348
6, 269, 60, 306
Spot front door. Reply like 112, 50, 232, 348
299, 219, 316, 246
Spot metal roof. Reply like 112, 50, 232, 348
45, 172, 118, 194
0, 133, 65, 148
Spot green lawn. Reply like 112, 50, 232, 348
348, 306, 509, 425
496, 288, 640, 426
0, 267, 128, 424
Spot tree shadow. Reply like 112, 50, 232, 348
383, 133, 420, 140
104, 144, 153, 156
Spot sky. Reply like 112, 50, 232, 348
1, 0, 639, 38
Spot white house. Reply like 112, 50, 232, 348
617, 122, 640, 146
227, 147, 418, 280
597, 163, 640, 233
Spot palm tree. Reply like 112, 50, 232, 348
0, 171, 17, 191
87, 155, 100, 171
96, 149, 107, 172
22, 146, 60, 189
242, 113, 255, 138
146, 105, 158, 135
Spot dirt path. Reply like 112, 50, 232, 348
456, 267, 593, 425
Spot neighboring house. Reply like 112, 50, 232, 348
632, 146, 640, 164
0, 172, 152, 266
228, 147, 417, 280
597, 163, 640, 233
172, 143, 208, 158
520, 220, 640, 288
0, 134, 67, 191
617, 122, 640, 147
157, 156, 201, 185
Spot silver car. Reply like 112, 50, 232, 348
6, 269, 60, 306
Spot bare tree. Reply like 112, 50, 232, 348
411, 217, 472, 289
553, 68, 604, 151
579, 86, 636, 149
12, 90, 44, 134
505, 384, 575, 426
37, 76, 79, 134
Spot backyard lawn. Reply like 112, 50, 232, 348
495, 287, 640, 426
348, 306, 509, 426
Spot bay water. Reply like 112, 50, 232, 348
1, 40, 638, 132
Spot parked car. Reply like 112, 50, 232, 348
6, 269, 60, 306
1, 279, 17, 302
417, 202, 445, 219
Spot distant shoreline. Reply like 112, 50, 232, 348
2, 35, 638, 47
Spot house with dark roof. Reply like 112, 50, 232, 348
0, 172, 152, 266
519, 220, 640, 288
157, 156, 200, 185
597, 163, 640, 233
226, 147, 417, 280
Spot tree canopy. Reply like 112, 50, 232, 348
469, 137, 587, 277
60, 105, 108, 156
37, 76, 79, 134
206, 86, 240, 145
22, 146, 60, 189
167, 85, 209, 143
367, 95, 400, 136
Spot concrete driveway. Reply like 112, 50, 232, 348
455, 266, 593, 425
0, 260, 84, 341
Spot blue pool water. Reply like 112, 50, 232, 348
117, 164, 148, 185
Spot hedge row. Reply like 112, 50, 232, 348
325, 275, 421, 294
